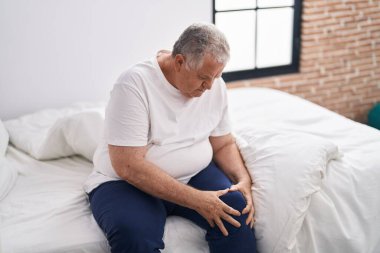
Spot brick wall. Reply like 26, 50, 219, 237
227, 0, 380, 123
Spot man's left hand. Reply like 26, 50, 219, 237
229, 181, 255, 228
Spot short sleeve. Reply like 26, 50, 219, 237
210, 79, 232, 137
105, 83, 149, 146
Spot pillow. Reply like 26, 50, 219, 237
4, 103, 105, 160
0, 159, 17, 201
235, 127, 341, 253
0, 120, 17, 201
0, 119, 9, 157
62, 110, 104, 161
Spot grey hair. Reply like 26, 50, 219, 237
172, 23, 230, 70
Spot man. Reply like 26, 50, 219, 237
84, 23, 257, 253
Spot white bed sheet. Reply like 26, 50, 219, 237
228, 88, 380, 253
0, 146, 109, 253
0, 146, 207, 253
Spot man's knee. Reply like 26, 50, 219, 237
219, 190, 251, 233
220, 190, 247, 214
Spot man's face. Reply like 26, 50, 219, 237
175, 54, 225, 98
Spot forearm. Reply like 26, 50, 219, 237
116, 159, 202, 210
213, 140, 251, 185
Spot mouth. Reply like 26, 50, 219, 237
198, 90, 206, 95
188, 89, 204, 97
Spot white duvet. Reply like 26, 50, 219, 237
229, 88, 380, 253
1, 87, 380, 253
237, 128, 341, 253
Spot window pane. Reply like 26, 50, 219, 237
215, 0, 256, 11
257, 0, 294, 8
215, 11, 255, 72
256, 7, 293, 68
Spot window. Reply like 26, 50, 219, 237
213, 0, 302, 82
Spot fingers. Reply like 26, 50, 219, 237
232, 186, 255, 226
216, 207, 254, 235
221, 213, 241, 228
242, 197, 254, 215
250, 217, 256, 229
218, 187, 242, 216
206, 218, 215, 228
222, 203, 241, 217
242, 194, 255, 226
242, 202, 251, 214
229, 185, 239, 192
215, 218, 229, 236
243, 199, 255, 227
245, 209, 254, 225
209, 188, 256, 235
240, 189, 254, 215
249, 205, 255, 228
216, 188, 230, 197
249, 210, 256, 229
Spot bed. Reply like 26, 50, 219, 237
1, 87, 379, 253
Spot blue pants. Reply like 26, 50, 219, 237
89, 161, 257, 253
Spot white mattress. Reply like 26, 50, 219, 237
1, 87, 380, 253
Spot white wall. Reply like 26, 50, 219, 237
0, 0, 212, 120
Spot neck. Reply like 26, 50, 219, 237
158, 52, 178, 89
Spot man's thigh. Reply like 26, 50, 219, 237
187, 161, 232, 191
89, 180, 167, 251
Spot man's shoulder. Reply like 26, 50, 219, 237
116, 58, 157, 85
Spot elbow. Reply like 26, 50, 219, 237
213, 140, 235, 157
108, 144, 148, 183
111, 159, 144, 185
112, 162, 132, 180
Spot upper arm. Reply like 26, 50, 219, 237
209, 133, 235, 156
105, 83, 149, 147
105, 83, 150, 179
108, 145, 147, 179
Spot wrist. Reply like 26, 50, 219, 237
236, 175, 252, 185
185, 187, 203, 210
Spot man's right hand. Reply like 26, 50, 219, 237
192, 189, 242, 236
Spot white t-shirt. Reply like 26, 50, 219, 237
84, 55, 231, 193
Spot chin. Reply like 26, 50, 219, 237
183, 90, 203, 98
192, 91, 204, 97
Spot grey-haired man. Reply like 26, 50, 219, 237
85, 23, 257, 253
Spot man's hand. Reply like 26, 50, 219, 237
193, 189, 242, 236
229, 180, 255, 228
209, 134, 255, 229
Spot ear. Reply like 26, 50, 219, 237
174, 54, 185, 72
